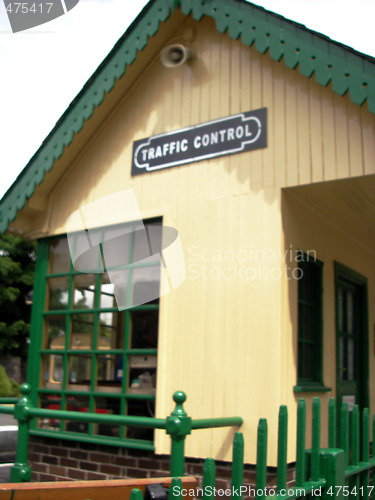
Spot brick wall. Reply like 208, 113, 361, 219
29, 436, 261, 486
29, 436, 292, 490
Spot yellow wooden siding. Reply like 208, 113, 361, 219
32, 16, 374, 238
18, 14, 375, 464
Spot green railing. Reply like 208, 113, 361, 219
0, 384, 242, 483
198, 398, 375, 500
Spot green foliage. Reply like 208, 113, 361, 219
0, 233, 35, 358
0, 365, 20, 397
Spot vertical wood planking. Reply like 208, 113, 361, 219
309, 82, 324, 183
347, 102, 364, 177
262, 47, 274, 189
249, 48, 263, 189
320, 87, 337, 181
333, 93, 350, 178
296, 77, 311, 185
284, 67, 298, 187
360, 104, 375, 176
273, 61, 286, 188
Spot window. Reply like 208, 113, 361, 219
295, 255, 328, 391
29, 219, 162, 448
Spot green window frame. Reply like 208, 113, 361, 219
27, 219, 162, 450
294, 254, 330, 393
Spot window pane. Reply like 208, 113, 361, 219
338, 288, 344, 332
99, 312, 123, 349
49, 238, 70, 274
127, 400, 154, 440
297, 258, 322, 383
70, 314, 94, 349
128, 355, 157, 395
72, 231, 103, 273
94, 397, 121, 438
99, 274, 116, 308
299, 305, 314, 342
132, 266, 160, 305
133, 223, 163, 264
47, 277, 69, 310
39, 394, 62, 430
346, 290, 354, 334
68, 355, 91, 389
106, 268, 130, 309
96, 354, 121, 392
339, 337, 347, 381
348, 338, 354, 381
130, 310, 158, 349
107, 266, 161, 308
42, 354, 63, 389
102, 226, 132, 269
45, 316, 66, 349
73, 274, 96, 309
66, 395, 90, 434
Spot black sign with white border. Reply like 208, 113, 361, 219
131, 108, 267, 175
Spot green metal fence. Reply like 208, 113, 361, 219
0, 384, 242, 482
199, 397, 375, 500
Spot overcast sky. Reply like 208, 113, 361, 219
0, 0, 374, 199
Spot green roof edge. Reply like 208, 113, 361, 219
1, 0, 374, 234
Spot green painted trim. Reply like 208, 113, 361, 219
294, 385, 332, 393
29, 429, 155, 451
27, 240, 49, 409
1, 0, 374, 233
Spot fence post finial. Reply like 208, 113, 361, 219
166, 391, 191, 477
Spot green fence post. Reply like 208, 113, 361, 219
319, 449, 345, 500
277, 405, 288, 492
168, 477, 183, 500
203, 458, 216, 500
10, 383, 32, 482
256, 418, 268, 498
362, 408, 369, 493
296, 399, 306, 487
166, 391, 191, 477
311, 397, 321, 482
340, 403, 349, 467
130, 489, 144, 500
328, 398, 336, 448
231, 432, 244, 500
